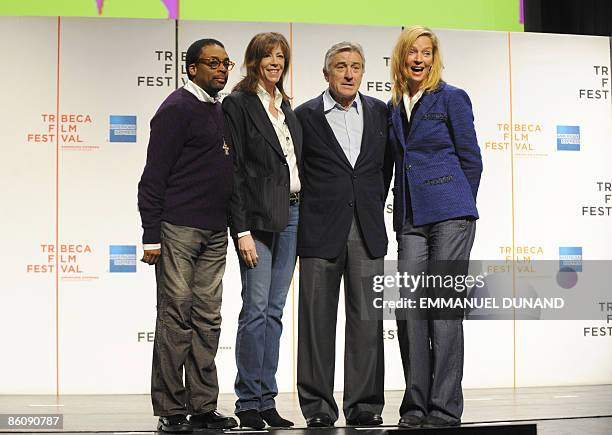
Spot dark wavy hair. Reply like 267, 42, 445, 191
233, 32, 291, 101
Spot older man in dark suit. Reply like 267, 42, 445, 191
295, 41, 392, 428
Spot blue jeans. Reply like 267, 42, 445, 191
396, 217, 476, 423
234, 204, 299, 412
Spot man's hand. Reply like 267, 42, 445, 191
238, 234, 258, 268
141, 248, 161, 265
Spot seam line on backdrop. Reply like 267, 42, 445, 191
174, 19, 179, 89
289, 22, 296, 394
290, 23, 294, 104
507, 32, 517, 390
55, 15, 61, 398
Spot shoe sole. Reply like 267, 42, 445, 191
421, 421, 460, 428
398, 422, 421, 428
198, 422, 238, 430
347, 420, 383, 426
264, 425, 294, 429
307, 424, 334, 428
157, 423, 193, 433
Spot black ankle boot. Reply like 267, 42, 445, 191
236, 409, 265, 429
260, 408, 294, 427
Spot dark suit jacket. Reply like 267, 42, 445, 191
388, 82, 483, 231
296, 92, 392, 259
223, 90, 302, 235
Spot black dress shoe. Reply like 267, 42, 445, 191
260, 408, 294, 427
421, 414, 460, 428
236, 409, 266, 429
306, 413, 334, 427
189, 410, 238, 430
346, 411, 383, 426
157, 414, 192, 433
398, 414, 424, 428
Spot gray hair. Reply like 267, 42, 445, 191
323, 41, 366, 73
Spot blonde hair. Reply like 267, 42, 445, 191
390, 25, 443, 106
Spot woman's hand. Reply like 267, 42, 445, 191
238, 234, 258, 268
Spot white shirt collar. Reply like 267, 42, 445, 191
257, 83, 283, 109
323, 89, 361, 113
184, 79, 220, 103
402, 89, 424, 121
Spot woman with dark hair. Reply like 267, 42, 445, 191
222, 32, 301, 429
387, 26, 483, 428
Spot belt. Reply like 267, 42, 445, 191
289, 192, 300, 205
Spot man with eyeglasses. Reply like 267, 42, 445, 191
138, 38, 237, 434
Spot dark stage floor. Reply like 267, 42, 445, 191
0, 385, 611, 434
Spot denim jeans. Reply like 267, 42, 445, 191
234, 204, 299, 412
396, 217, 476, 423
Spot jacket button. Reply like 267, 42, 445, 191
352, 174, 357, 179
348, 201, 354, 207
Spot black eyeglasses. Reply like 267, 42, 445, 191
196, 58, 236, 70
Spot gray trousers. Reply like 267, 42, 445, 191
297, 218, 385, 422
396, 218, 476, 424
151, 221, 228, 416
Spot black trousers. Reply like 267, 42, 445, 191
151, 221, 228, 416
297, 218, 385, 422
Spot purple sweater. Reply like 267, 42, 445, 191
138, 87, 233, 244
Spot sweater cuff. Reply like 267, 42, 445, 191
142, 225, 161, 245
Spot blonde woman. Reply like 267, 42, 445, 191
387, 26, 482, 428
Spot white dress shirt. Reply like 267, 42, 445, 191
402, 89, 424, 122
237, 85, 301, 239
322, 89, 364, 167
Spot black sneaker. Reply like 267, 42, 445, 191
157, 414, 192, 433
190, 410, 238, 430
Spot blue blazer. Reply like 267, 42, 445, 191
388, 82, 482, 231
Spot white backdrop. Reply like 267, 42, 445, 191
0, 17, 610, 395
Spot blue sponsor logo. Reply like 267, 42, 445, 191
559, 247, 582, 272
109, 115, 137, 143
109, 245, 137, 272
556, 125, 580, 151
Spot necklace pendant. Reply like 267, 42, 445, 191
222, 140, 230, 156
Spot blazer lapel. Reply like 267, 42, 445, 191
391, 101, 406, 150
407, 85, 443, 141
353, 93, 372, 169
245, 93, 284, 158
282, 101, 301, 164
306, 95, 352, 169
